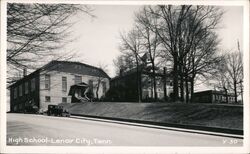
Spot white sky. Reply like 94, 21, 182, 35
65, 5, 243, 78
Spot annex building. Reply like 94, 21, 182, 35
107, 67, 173, 102
193, 90, 236, 104
9, 60, 110, 113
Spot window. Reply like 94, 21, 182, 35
14, 87, 17, 99
19, 84, 23, 96
14, 105, 17, 111
75, 75, 82, 84
45, 96, 51, 102
148, 90, 151, 97
19, 104, 22, 110
62, 97, 67, 103
102, 81, 106, 94
62, 77, 67, 92
31, 78, 36, 91
45, 74, 50, 90
25, 82, 29, 94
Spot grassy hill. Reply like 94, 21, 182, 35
60, 102, 243, 130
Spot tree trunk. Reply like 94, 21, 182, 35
139, 67, 142, 102
173, 54, 179, 102
179, 64, 184, 102
224, 87, 228, 103
240, 81, 243, 104
190, 57, 195, 103
152, 63, 157, 100
234, 81, 237, 103
96, 88, 99, 100
163, 67, 167, 101
136, 57, 141, 103
190, 77, 194, 102
95, 80, 100, 100
185, 77, 189, 103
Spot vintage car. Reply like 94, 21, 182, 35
47, 105, 70, 117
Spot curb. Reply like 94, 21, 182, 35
70, 114, 243, 139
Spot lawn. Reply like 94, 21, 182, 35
60, 102, 243, 130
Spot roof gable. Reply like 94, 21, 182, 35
9, 60, 110, 88
42, 60, 110, 79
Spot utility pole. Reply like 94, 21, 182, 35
240, 80, 243, 104
237, 40, 243, 104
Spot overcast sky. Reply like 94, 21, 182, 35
65, 5, 243, 78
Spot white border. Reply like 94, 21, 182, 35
0, 0, 248, 5
1, 0, 249, 153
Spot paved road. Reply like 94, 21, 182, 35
7, 113, 243, 146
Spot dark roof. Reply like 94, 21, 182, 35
8, 69, 40, 88
41, 60, 110, 79
9, 60, 110, 88
194, 90, 234, 96
111, 67, 171, 81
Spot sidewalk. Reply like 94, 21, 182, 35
69, 114, 243, 139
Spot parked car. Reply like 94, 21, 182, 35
47, 105, 70, 117
24, 105, 39, 114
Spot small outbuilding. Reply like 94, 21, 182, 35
193, 90, 236, 104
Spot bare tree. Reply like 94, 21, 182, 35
145, 5, 223, 102
94, 63, 109, 100
115, 5, 223, 103
119, 29, 144, 102
113, 54, 136, 76
212, 47, 243, 104
135, 7, 161, 100
212, 56, 230, 103
147, 5, 193, 102
226, 51, 243, 103
184, 31, 222, 102
7, 3, 94, 82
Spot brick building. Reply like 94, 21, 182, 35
193, 90, 236, 104
9, 60, 110, 112
107, 67, 173, 102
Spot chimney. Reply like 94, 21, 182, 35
23, 68, 27, 77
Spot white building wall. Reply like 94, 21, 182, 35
39, 70, 109, 111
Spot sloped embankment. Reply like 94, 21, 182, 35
60, 102, 243, 131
